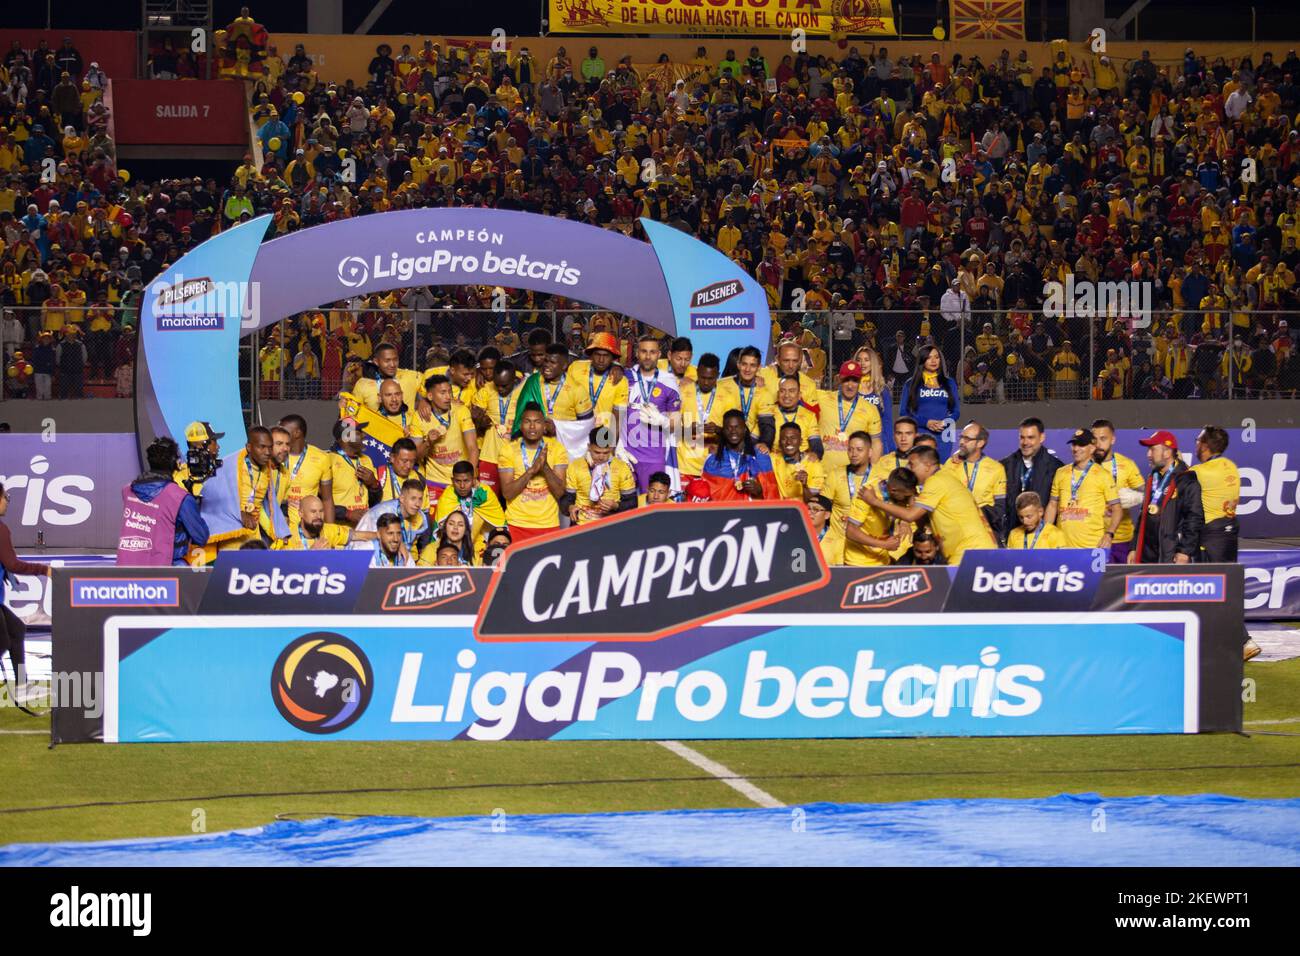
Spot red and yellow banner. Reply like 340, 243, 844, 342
949, 0, 1025, 40
548, 0, 896, 37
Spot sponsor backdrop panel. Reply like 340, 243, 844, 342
24, 431, 1300, 554
0, 434, 138, 549
104, 612, 1193, 743
9, 555, 114, 630
51, 536, 1244, 743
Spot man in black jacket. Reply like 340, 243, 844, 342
999, 416, 1063, 540
1131, 430, 1204, 564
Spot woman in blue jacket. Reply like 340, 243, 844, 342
854, 346, 895, 454
900, 344, 960, 461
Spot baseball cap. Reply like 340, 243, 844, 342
1067, 428, 1096, 446
184, 421, 225, 444
1138, 429, 1179, 451
838, 360, 864, 379
585, 331, 619, 355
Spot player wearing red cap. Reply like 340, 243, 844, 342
1131, 430, 1203, 565
814, 360, 883, 474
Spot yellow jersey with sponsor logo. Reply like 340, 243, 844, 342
677, 380, 719, 477
814, 389, 882, 472
353, 368, 424, 411
915, 468, 997, 564
1007, 523, 1067, 549
1191, 455, 1240, 523
499, 436, 569, 528
942, 454, 1007, 510
772, 452, 825, 500
1050, 462, 1119, 549
274, 522, 353, 550
564, 455, 636, 523
422, 403, 477, 486
711, 376, 766, 434
283, 444, 332, 529
845, 496, 898, 567
766, 404, 821, 454
1098, 452, 1144, 543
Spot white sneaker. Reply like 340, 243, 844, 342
1243, 639, 1262, 662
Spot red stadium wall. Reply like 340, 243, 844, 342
111, 79, 248, 146
0, 29, 137, 79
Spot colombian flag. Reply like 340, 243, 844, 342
701, 449, 782, 501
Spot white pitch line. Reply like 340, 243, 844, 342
658, 740, 785, 808
1244, 716, 1300, 726
0, 729, 47, 735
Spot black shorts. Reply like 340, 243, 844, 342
1200, 517, 1238, 563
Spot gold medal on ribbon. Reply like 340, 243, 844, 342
1147, 503, 1160, 515
735, 479, 745, 491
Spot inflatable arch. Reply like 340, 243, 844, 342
137, 209, 771, 451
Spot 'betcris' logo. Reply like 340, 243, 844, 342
200, 550, 371, 613
690, 279, 743, 308
690, 311, 755, 331
947, 549, 1102, 612
1126, 574, 1226, 603
475, 502, 828, 641
382, 570, 476, 611
70, 577, 179, 607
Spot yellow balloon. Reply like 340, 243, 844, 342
117, 168, 130, 182
268, 137, 282, 151
933, 25, 946, 41
292, 91, 305, 105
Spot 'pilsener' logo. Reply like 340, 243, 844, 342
474, 502, 828, 641
382, 569, 476, 610
690, 279, 743, 308
841, 568, 933, 609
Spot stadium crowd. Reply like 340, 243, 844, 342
6, 30, 1300, 400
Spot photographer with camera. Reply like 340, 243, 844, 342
174, 421, 225, 496
117, 436, 210, 566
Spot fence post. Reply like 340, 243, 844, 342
550, 301, 557, 344
1227, 337, 1233, 400
278, 318, 285, 401
1088, 315, 1095, 400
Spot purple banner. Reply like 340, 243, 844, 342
0, 434, 138, 549
1242, 550, 1300, 620
979, 427, 1300, 539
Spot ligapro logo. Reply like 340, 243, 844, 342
338, 256, 369, 287
228, 566, 347, 596
474, 502, 828, 641
972, 564, 1087, 594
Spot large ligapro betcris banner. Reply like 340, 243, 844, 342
51, 505, 1244, 744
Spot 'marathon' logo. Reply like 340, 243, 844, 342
474, 502, 829, 641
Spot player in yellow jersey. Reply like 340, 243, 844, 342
273, 495, 358, 550
712, 345, 767, 438
277, 414, 333, 530
944, 421, 1008, 544
1192, 424, 1241, 560
866, 415, 918, 487
498, 403, 569, 540
760, 376, 821, 455
376, 379, 429, 455
771, 421, 825, 500
820, 431, 873, 561
1005, 491, 1066, 549
757, 341, 819, 407
1045, 429, 1122, 550
658, 335, 697, 384
677, 352, 721, 483
420, 374, 479, 502
864, 445, 996, 565
814, 360, 882, 473
352, 342, 425, 411
433, 461, 506, 563
1091, 418, 1146, 562
567, 332, 629, 427
806, 494, 843, 565
561, 426, 638, 524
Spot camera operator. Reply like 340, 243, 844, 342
117, 436, 210, 566
173, 420, 225, 496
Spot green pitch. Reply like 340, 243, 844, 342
2, 660, 1298, 847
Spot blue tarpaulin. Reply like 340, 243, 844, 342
4, 794, 1299, 866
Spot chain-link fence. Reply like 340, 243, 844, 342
1, 305, 138, 400
6, 302, 1299, 403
